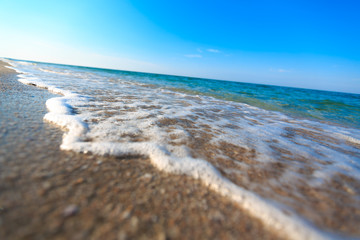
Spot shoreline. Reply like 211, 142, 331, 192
0, 60, 280, 239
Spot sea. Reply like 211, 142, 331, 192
4, 58, 360, 239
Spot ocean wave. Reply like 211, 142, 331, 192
5, 58, 360, 239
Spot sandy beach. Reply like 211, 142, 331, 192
0, 60, 281, 239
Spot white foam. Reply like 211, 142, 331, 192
44, 95, 88, 146
335, 132, 360, 145
39, 67, 72, 75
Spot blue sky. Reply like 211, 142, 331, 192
0, 0, 359, 93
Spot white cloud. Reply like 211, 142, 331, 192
207, 49, 221, 53
184, 54, 202, 58
197, 48, 203, 53
270, 68, 291, 73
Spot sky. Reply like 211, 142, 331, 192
0, 0, 360, 93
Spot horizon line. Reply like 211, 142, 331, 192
3, 56, 359, 95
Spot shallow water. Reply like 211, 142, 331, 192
34, 61, 360, 128
4, 58, 360, 239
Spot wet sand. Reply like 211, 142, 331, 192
0, 61, 281, 239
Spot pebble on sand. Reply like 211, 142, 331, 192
63, 204, 79, 217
